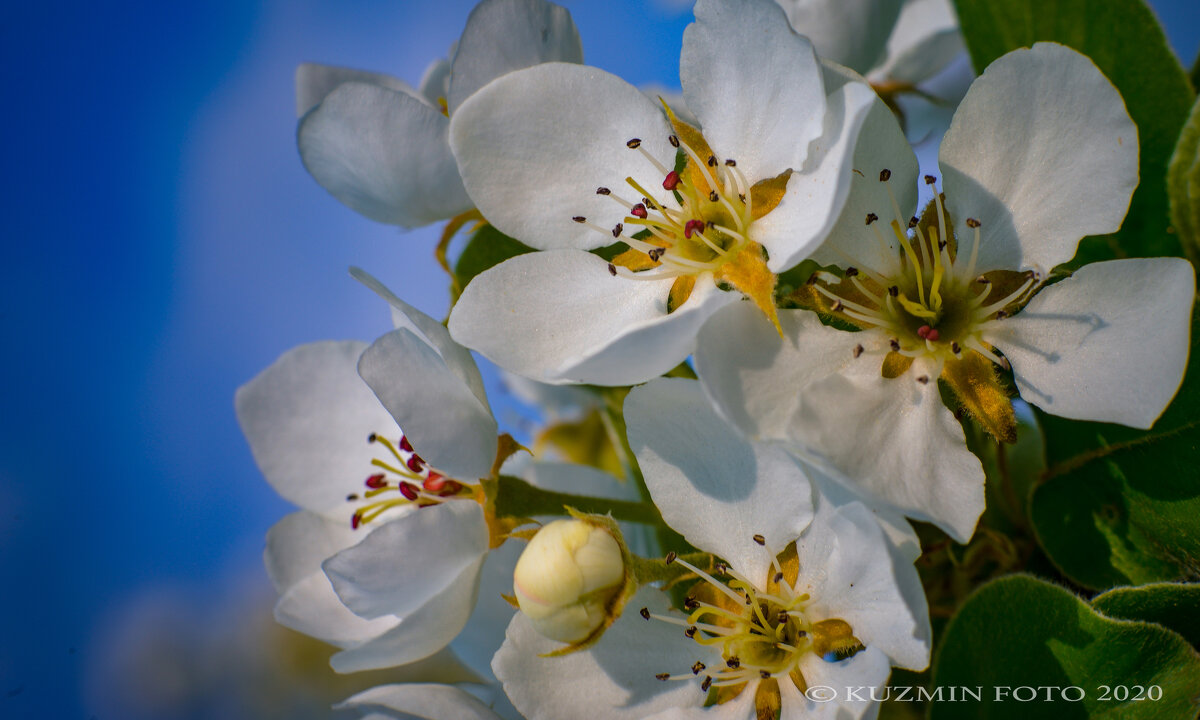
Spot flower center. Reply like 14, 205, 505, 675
641, 543, 863, 702
345, 432, 473, 529
810, 171, 1038, 374
571, 106, 785, 328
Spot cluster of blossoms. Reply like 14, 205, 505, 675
239, 0, 1194, 718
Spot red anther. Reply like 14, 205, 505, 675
423, 472, 448, 492
631, 203, 648, 218
399, 482, 420, 501
663, 171, 681, 190
351, 514, 362, 530
406, 454, 425, 473
927, 328, 940, 341
917, 325, 931, 339
399, 435, 413, 452
684, 219, 705, 238
365, 473, 387, 489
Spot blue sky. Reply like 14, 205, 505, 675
1, 1, 1196, 717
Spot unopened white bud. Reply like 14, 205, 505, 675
513, 519, 625, 643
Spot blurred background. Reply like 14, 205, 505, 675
1, 1, 1196, 717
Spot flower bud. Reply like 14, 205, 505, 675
513, 519, 625, 643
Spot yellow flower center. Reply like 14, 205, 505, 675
641, 543, 863, 706
573, 105, 787, 330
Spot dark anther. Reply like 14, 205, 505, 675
753, 533, 766, 546
626, 138, 642, 149
738, 193, 746, 203
938, 240, 947, 250
759, 670, 772, 679
853, 344, 864, 359
777, 610, 789, 625
966, 217, 981, 228
684, 596, 699, 610
888, 285, 899, 297
725, 158, 737, 166
709, 190, 719, 202
612, 223, 623, 238
701, 676, 713, 692
607, 263, 617, 276
995, 310, 1008, 319
727, 657, 741, 668
640, 607, 651, 620
692, 662, 706, 674
774, 571, 784, 583
879, 169, 892, 182
715, 562, 729, 575
656, 673, 670, 681
954, 407, 964, 420
951, 341, 961, 354
924, 174, 937, 185
596, 186, 611, 195
890, 338, 901, 351
648, 247, 665, 262
976, 275, 991, 284
685, 626, 698, 638
367, 433, 378, 443
845, 267, 859, 277
908, 216, 919, 228
665, 551, 677, 564
865, 212, 878, 225
707, 155, 717, 167
572, 216, 586, 223
916, 375, 930, 385
831, 299, 844, 312
346, 493, 358, 501
668, 134, 680, 148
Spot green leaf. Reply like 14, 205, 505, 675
951, 0, 1195, 264
1093, 583, 1200, 648
453, 224, 535, 298
1168, 96, 1200, 268
1029, 307, 1200, 590
931, 575, 1200, 719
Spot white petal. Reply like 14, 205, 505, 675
351, 267, 490, 412
298, 82, 472, 227
809, 470, 922, 564
795, 502, 930, 670
451, 539, 522, 680
323, 500, 489, 620
448, 0, 583, 114
295, 63, 421, 118
871, 0, 963, 85
275, 571, 399, 648
806, 80, 918, 270
754, 68, 879, 272
493, 587, 709, 720
336, 683, 503, 720
449, 63, 672, 251
774, 0, 905, 75
982, 258, 1195, 428
791, 646, 893, 718
417, 56, 452, 106
940, 43, 1138, 274
683, 0, 828, 184
330, 557, 485, 673
264, 510, 361, 595
448, 250, 735, 385
626, 378, 814, 584
358, 328, 497, 480
236, 341, 399, 514
790, 354, 985, 542
694, 305, 858, 442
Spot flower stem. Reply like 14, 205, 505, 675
494, 474, 666, 527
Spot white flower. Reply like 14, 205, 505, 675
493, 380, 929, 720
774, 0, 962, 90
694, 43, 1194, 542
446, 0, 879, 386
236, 288, 506, 674
295, 0, 582, 227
